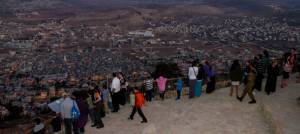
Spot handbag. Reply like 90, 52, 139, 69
71, 101, 80, 120
192, 67, 198, 79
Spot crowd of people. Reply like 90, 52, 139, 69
231, 48, 299, 104
30, 48, 300, 134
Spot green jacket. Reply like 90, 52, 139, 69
86, 95, 95, 109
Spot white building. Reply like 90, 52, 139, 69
128, 30, 154, 38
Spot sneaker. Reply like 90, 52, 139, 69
111, 110, 118, 113
249, 100, 256, 104
128, 117, 133, 120
141, 120, 148, 123
237, 97, 243, 102
96, 126, 104, 129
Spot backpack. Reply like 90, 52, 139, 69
71, 101, 80, 120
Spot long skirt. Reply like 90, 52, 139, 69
206, 77, 216, 93
194, 80, 202, 97
94, 103, 104, 127
119, 88, 126, 105
265, 76, 277, 94
254, 73, 264, 91
189, 79, 196, 98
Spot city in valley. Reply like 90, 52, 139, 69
0, 0, 300, 134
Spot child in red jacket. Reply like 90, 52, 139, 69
128, 87, 148, 123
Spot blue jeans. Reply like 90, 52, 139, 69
176, 90, 181, 100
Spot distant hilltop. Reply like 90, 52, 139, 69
0, 0, 299, 13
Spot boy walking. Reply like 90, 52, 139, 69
128, 87, 148, 123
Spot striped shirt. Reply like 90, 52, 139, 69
145, 79, 153, 91
256, 59, 266, 74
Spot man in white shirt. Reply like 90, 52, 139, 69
111, 72, 121, 112
188, 61, 198, 99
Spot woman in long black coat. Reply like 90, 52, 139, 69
265, 59, 279, 95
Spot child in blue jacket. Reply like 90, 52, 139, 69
176, 78, 183, 101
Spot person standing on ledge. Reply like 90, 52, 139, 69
229, 60, 243, 98
144, 76, 154, 102
265, 59, 279, 95
156, 76, 167, 100
75, 93, 89, 133
128, 87, 148, 123
281, 48, 297, 87
60, 93, 80, 134
204, 61, 216, 94
175, 77, 183, 101
238, 61, 257, 104
188, 61, 198, 98
118, 72, 128, 106
93, 89, 104, 129
254, 54, 266, 92
111, 72, 121, 112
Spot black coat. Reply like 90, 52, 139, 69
265, 65, 279, 93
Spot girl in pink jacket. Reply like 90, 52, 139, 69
156, 76, 167, 100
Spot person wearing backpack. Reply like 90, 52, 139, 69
128, 87, 148, 123
60, 93, 80, 134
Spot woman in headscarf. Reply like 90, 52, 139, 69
204, 61, 216, 94
265, 59, 279, 95
229, 60, 243, 98
93, 89, 104, 129
118, 72, 128, 105
76, 91, 89, 133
